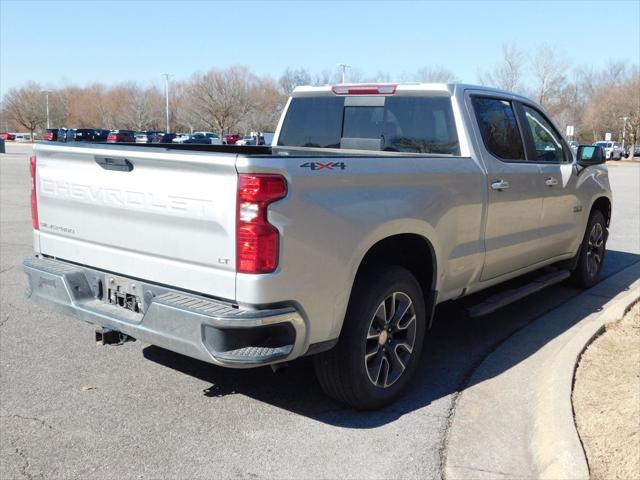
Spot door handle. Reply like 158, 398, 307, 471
94, 156, 134, 172
491, 179, 510, 191
545, 176, 558, 187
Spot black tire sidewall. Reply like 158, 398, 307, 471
575, 210, 607, 288
337, 265, 426, 409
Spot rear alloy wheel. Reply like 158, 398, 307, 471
572, 210, 607, 288
314, 265, 426, 410
365, 292, 417, 388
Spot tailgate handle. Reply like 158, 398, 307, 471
95, 156, 134, 172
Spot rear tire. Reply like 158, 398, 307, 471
314, 265, 426, 410
571, 210, 607, 288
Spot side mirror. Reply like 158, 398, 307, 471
577, 145, 605, 166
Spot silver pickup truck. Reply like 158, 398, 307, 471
24, 83, 611, 409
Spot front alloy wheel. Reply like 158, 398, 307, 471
586, 222, 605, 279
571, 209, 607, 288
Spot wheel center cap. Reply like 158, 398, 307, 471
379, 330, 388, 346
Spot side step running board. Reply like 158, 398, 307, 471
467, 270, 571, 318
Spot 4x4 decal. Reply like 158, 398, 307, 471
300, 161, 347, 171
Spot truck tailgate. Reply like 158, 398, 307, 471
34, 143, 237, 300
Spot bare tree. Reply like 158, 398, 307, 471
116, 83, 164, 131
344, 67, 365, 83
478, 43, 525, 92
413, 66, 457, 83
187, 66, 256, 137
370, 71, 393, 83
313, 68, 336, 86
615, 74, 640, 153
169, 80, 195, 133
279, 68, 312, 95
529, 44, 569, 109
242, 77, 286, 133
3, 82, 46, 140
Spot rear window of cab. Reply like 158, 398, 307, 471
277, 95, 460, 155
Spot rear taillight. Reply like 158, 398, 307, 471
29, 155, 39, 230
331, 84, 397, 95
236, 174, 287, 274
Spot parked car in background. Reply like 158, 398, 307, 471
42, 129, 58, 141
223, 133, 242, 144
72, 129, 110, 142
194, 132, 221, 145
594, 141, 623, 160
14, 133, 33, 142
235, 135, 257, 146
56, 128, 68, 142
236, 133, 274, 146
236, 132, 275, 146
146, 131, 166, 143
150, 133, 178, 143
135, 131, 148, 143
94, 129, 110, 142
183, 132, 221, 145
0, 132, 16, 141
107, 130, 136, 143
135, 131, 164, 143
172, 133, 191, 143
621, 145, 640, 159
64, 129, 78, 142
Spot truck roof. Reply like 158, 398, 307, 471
292, 82, 533, 102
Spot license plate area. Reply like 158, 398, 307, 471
104, 274, 144, 314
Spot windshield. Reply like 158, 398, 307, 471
277, 95, 460, 155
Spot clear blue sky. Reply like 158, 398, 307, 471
1, 0, 639, 96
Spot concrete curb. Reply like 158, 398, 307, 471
534, 279, 639, 480
444, 262, 640, 480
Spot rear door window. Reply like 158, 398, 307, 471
382, 97, 459, 155
472, 97, 525, 161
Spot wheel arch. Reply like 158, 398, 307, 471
590, 196, 612, 227
354, 233, 437, 296
338, 233, 439, 335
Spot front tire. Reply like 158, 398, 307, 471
571, 210, 607, 288
314, 265, 426, 410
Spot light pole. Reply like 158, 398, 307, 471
41, 90, 50, 128
337, 63, 351, 84
161, 73, 171, 133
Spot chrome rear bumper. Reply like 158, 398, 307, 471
23, 256, 306, 368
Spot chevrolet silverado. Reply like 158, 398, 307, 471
23, 83, 611, 409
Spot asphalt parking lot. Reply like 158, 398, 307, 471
1, 143, 639, 479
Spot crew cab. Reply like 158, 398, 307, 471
23, 83, 611, 409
